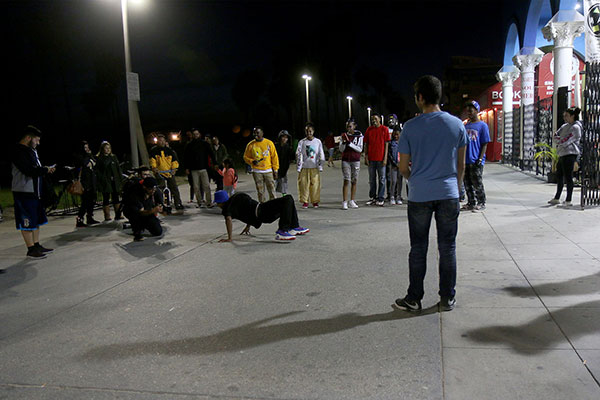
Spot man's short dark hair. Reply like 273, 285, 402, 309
156, 133, 166, 139
22, 125, 41, 140
414, 75, 442, 105
305, 122, 314, 129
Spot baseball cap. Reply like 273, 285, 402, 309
278, 130, 290, 137
214, 190, 229, 204
140, 177, 158, 189
466, 100, 480, 112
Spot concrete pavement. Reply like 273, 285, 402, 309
0, 162, 599, 399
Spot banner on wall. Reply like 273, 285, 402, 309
585, 1, 600, 62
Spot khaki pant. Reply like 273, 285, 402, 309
297, 168, 321, 203
252, 172, 276, 203
191, 169, 211, 205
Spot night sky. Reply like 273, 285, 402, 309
2, 0, 505, 177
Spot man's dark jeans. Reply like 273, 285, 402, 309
406, 198, 459, 301
368, 161, 386, 201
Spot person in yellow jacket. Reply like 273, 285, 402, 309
243, 126, 279, 203
149, 134, 184, 210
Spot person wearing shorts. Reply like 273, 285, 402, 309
339, 119, 364, 210
11, 125, 56, 259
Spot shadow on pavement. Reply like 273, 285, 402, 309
463, 300, 600, 354
502, 270, 600, 297
82, 308, 435, 361
0, 260, 37, 298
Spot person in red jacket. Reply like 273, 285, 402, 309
363, 114, 390, 206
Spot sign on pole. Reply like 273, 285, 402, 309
585, 1, 600, 62
126, 72, 140, 101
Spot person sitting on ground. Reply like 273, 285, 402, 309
214, 190, 309, 242
121, 176, 164, 241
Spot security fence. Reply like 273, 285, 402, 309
581, 62, 600, 207
533, 97, 553, 177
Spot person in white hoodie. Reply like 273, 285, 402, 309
548, 107, 582, 207
296, 122, 325, 208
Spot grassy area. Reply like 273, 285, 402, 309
0, 188, 13, 209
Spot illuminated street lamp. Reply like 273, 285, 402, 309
367, 107, 371, 124
346, 96, 353, 119
302, 74, 312, 122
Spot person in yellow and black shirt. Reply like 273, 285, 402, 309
243, 126, 279, 203
149, 134, 184, 210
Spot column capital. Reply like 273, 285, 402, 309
496, 69, 519, 86
512, 51, 544, 74
542, 11, 585, 48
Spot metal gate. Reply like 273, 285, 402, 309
581, 62, 600, 208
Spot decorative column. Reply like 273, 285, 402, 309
513, 48, 544, 169
542, 12, 584, 94
542, 10, 585, 132
496, 67, 519, 163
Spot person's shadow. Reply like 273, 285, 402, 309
464, 300, 600, 354
82, 307, 437, 361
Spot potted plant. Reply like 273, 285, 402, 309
534, 142, 559, 183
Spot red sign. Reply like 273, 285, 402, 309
486, 78, 521, 109
536, 52, 585, 100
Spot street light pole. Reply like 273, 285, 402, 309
121, 0, 139, 168
302, 74, 312, 122
346, 96, 353, 119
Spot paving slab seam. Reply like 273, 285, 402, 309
0, 382, 308, 400
481, 212, 600, 388
0, 234, 225, 342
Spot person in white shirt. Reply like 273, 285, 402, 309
296, 122, 325, 208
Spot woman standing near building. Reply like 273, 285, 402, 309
548, 107, 582, 207
96, 141, 124, 221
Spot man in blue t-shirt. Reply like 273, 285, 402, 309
462, 100, 490, 211
394, 75, 468, 313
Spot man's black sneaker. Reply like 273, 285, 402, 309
439, 297, 456, 311
133, 234, 144, 242
393, 297, 422, 312
27, 247, 47, 259
35, 243, 54, 253
86, 217, 101, 225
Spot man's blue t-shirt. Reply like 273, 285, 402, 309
464, 120, 491, 165
399, 112, 468, 202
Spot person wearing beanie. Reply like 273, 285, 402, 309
214, 190, 309, 242
121, 176, 164, 241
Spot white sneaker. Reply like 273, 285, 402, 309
548, 198, 560, 205
366, 198, 376, 206
390, 197, 396, 205
376, 200, 384, 206
397, 198, 403, 205
342, 201, 348, 210
349, 200, 359, 209
562, 201, 573, 207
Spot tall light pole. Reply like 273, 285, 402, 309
121, 0, 149, 168
346, 96, 353, 119
302, 74, 312, 122
367, 107, 371, 124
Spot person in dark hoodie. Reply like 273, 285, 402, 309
275, 130, 294, 196
121, 176, 164, 241
11, 125, 56, 259
184, 129, 216, 208
74, 141, 100, 227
